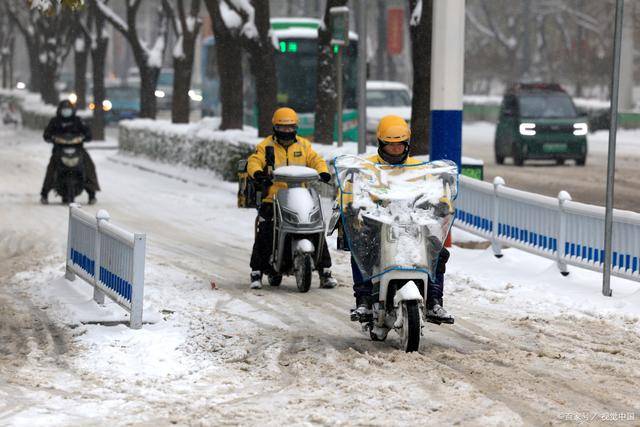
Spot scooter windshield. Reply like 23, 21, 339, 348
333, 155, 458, 282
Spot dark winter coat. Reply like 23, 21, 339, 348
43, 106, 92, 144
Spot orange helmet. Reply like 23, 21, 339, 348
376, 115, 411, 143
272, 107, 299, 126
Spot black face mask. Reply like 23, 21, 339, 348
274, 127, 297, 144
378, 140, 410, 165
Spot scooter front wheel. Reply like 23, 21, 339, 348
399, 301, 421, 352
294, 253, 313, 293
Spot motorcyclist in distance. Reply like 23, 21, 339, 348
40, 100, 100, 205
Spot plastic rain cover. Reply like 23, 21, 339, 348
333, 155, 458, 282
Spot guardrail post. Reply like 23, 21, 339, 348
65, 204, 77, 281
93, 209, 111, 305
492, 177, 505, 258
557, 191, 571, 276
129, 233, 146, 329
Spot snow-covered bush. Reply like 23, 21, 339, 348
118, 118, 260, 181
0, 89, 91, 130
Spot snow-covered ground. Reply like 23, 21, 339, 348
1, 125, 640, 426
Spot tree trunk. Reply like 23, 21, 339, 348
74, 38, 88, 109
409, 0, 432, 155
376, 0, 387, 80
314, 0, 347, 145
138, 64, 159, 119
172, 54, 194, 123
248, 0, 277, 137
26, 38, 43, 94
40, 61, 59, 105
90, 2, 108, 141
204, 0, 243, 130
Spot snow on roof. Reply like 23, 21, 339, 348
366, 81, 410, 91
273, 27, 318, 40
271, 17, 321, 26
272, 17, 358, 40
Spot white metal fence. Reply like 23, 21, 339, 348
456, 175, 640, 283
65, 204, 147, 329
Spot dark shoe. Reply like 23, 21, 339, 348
319, 268, 337, 289
426, 298, 454, 325
40, 195, 48, 205
88, 193, 97, 205
250, 271, 262, 289
350, 295, 373, 322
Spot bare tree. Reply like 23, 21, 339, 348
244, 0, 277, 136
314, 0, 348, 145
0, 6, 15, 89
203, 0, 244, 129
164, 0, 202, 124
409, 0, 432, 155
5, 1, 75, 104
94, 0, 170, 119
89, 1, 108, 139
72, 11, 90, 109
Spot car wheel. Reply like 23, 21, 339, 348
576, 157, 586, 166
514, 148, 524, 166
556, 158, 565, 165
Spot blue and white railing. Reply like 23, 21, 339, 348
66, 204, 147, 328
456, 175, 640, 283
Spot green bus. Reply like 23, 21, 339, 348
202, 18, 359, 140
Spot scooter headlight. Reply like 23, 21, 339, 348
61, 156, 80, 168
281, 208, 299, 224
309, 208, 322, 223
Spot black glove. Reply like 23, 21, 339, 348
319, 172, 332, 183
252, 170, 272, 187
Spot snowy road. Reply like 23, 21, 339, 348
1, 126, 639, 426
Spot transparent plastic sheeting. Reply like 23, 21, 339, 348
334, 155, 458, 282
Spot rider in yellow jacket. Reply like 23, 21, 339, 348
340, 115, 454, 324
247, 107, 337, 290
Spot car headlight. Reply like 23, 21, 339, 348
519, 123, 536, 136
102, 99, 112, 111
573, 122, 588, 136
68, 93, 78, 104
188, 90, 203, 102
155, 89, 165, 98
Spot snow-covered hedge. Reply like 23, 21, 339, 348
0, 89, 91, 130
118, 118, 261, 181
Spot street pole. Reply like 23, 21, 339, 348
337, 46, 344, 147
603, 0, 624, 297
429, 0, 465, 170
330, 6, 349, 148
356, 0, 367, 154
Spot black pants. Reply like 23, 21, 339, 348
352, 247, 450, 303
41, 147, 100, 197
250, 203, 332, 272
